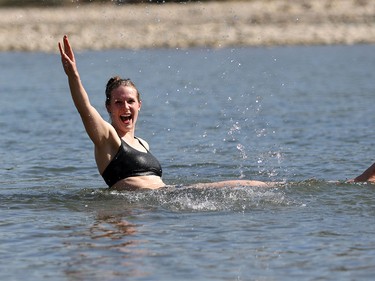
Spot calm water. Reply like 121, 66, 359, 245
1, 45, 375, 280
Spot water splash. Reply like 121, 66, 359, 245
101, 186, 294, 212
227, 122, 241, 139
256, 150, 284, 179
236, 143, 248, 160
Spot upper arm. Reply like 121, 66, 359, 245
59, 36, 119, 151
68, 76, 116, 146
79, 104, 114, 146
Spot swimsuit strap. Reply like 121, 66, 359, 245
134, 136, 149, 152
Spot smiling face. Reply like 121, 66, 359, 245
106, 85, 142, 135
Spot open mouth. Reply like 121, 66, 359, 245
120, 114, 132, 123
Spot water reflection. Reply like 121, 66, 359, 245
63, 206, 150, 280
90, 211, 137, 240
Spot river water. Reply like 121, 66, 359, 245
1, 44, 375, 280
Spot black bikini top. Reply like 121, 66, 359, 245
101, 137, 162, 187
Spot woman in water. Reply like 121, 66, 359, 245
58, 35, 375, 190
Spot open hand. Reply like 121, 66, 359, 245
58, 35, 78, 77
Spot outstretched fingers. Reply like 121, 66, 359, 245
58, 35, 78, 76
63, 35, 75, 61
59, 35, 74, 63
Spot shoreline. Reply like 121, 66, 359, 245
1, 0, 375, 52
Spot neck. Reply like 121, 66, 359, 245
118, 130, 135, 141
113, 123, 135, 138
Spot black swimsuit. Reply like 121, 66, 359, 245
101, 137, 162, 187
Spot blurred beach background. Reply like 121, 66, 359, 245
0, 0, 374, 52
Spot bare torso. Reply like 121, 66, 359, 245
109, 175, 165, 190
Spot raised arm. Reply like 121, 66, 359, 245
58, 35, 113, 146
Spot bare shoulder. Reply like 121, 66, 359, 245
95, 123, 121, 155
105, 124, 123, 151
95, 127, 122, 174
136, 137, 150, 150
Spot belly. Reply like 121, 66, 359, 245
109, 175, 165, 191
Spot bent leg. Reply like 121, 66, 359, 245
351, 162, 375, 183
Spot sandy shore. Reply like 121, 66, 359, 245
0, 0, 374, 52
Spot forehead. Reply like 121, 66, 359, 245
111, 85, 137, 100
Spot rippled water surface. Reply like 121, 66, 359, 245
1, 45, 375, 280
